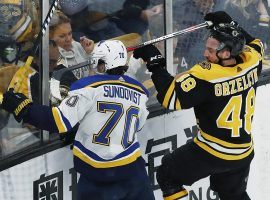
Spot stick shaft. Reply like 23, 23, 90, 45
127, 21, 211, 52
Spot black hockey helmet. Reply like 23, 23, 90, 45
209, 23, 246, 57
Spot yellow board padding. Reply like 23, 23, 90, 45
8, 56, 36, 99
0, 65, 19, 94
110, 33, 142, 48
110, 33, 142, 59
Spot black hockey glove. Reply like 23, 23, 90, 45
1, 89, 32, 122
205, 11, 254, 43
133, 44, 166, 73
204, 11, 235, 28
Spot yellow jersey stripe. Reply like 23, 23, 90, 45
194, 137, 254, 160
200, 130, 252, 148
162, 80, 175, 108
73, 147, 142, 168
175, 98, 181, 110
164, 189, 188, 200
52, 107, 67, 133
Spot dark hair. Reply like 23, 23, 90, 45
106, 66, 129, 75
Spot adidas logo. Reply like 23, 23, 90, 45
118, 77, 125, 82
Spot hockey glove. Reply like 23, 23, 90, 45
133, 44, 166, 73
204, 11, 235, 28
2, 89, 32, 122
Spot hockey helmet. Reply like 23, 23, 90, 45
90, 40, 128, 73
209, 23, 246, 57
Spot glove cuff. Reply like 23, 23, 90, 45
147, 57, 166, 73
14, 99, 31, 116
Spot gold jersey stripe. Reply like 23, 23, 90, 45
164, 189, 188, 200
73, 147, 142, 168
194, 137, 254, 160
162, 80, 175, 108
175, 98, 181, 110
52, 107, 67, 133
200, 130, 252, 148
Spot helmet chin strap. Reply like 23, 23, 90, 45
216, 50, 233, 66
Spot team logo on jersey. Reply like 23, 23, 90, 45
198, 61, 211, 70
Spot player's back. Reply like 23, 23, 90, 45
68, 74, 149, 180
189, 41, 263, 161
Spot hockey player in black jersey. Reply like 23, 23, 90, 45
133, 11, 263, 200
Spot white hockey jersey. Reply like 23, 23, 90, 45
51, 74, 149, 170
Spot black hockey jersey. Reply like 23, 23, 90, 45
152, 39, 263, 160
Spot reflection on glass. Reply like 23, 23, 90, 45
0, 0, 41, 158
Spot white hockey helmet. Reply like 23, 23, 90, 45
59, 0, 88, 16
91, 40, 128, 72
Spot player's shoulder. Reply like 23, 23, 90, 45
189, 61, 213, 79
70, 74, 108, 91
70, 74, 149, 96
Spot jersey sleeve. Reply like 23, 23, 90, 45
52, 88, 95, 133
137, 105, 149, 131
152, 67, 211, 110
247, 39, 264, 57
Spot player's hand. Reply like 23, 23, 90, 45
204, 11, 234, 28
80, 36, 95, 54
133, 44, 165, 73
2, 89, 32, 122
133, 44, 162, 62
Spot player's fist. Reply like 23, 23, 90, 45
204, 11, 233, 28
2, 89, 32, 122
133, 44, 165, 73
133, 44, 162, 62
80, 36, 95, 54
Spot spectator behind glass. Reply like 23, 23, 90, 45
48, 39, 78, 106
172, 0, 215, 73
0, 0, 41, 157
213, 0, 270, 66
214, 0, 270, 49
59, 0, 163, 42
126, 15, 179, 106
49, 10, 95, 79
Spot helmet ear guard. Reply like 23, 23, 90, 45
209, 23, 246, 57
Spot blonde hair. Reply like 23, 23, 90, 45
49, 10, 71, 37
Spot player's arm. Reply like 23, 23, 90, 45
133, 45, 210, 110
1, 89, 89, 133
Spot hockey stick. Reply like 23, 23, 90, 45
126, 21, 213, 52
0, 0, 59, 104
49, 22, 212, 100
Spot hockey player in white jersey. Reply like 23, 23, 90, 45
1, 40, 155, 200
